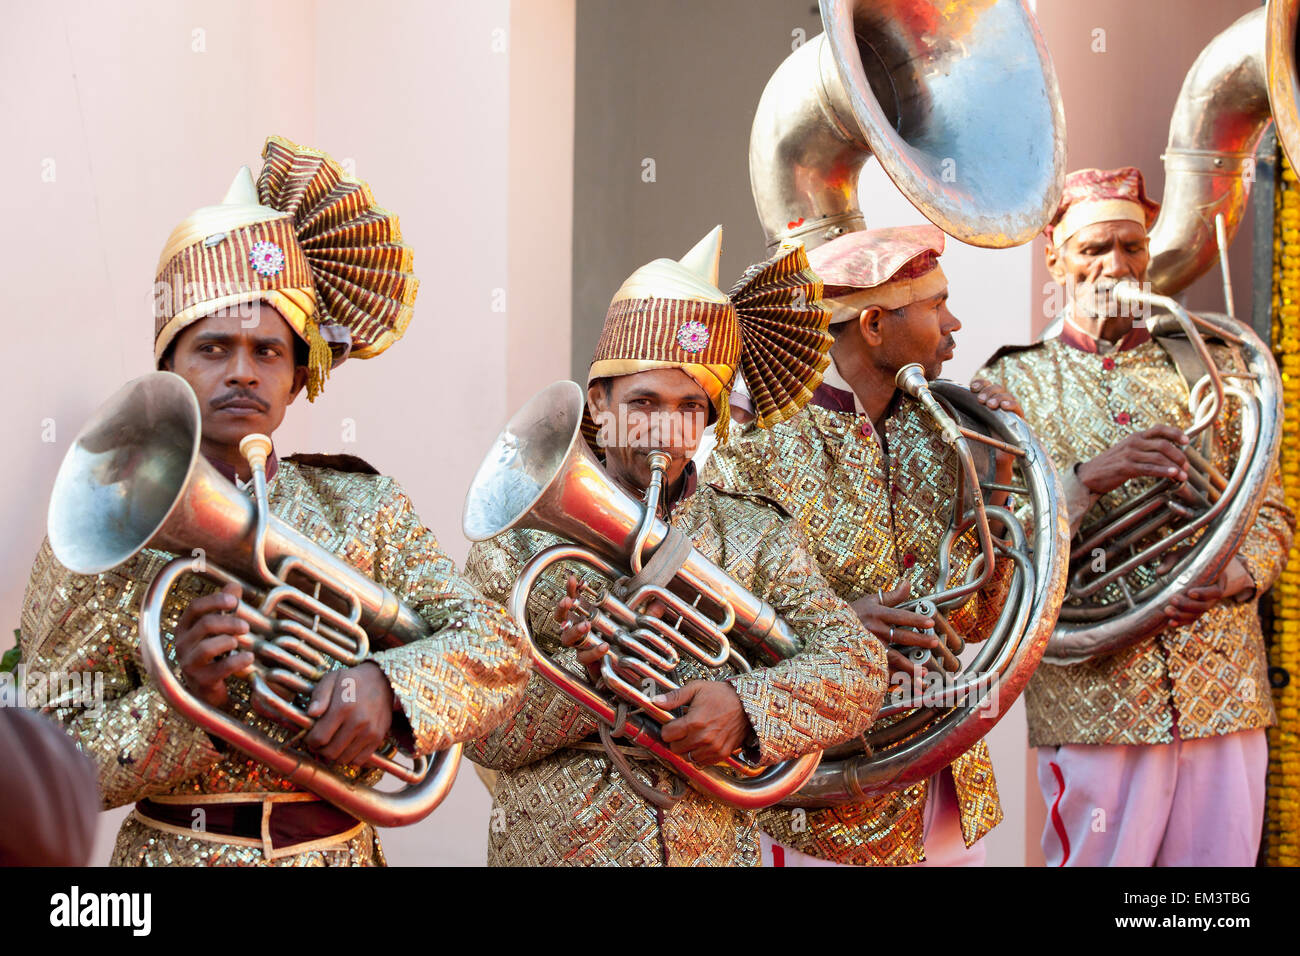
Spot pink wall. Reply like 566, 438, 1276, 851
506, 0, 575, 412
0, 0, 571, 867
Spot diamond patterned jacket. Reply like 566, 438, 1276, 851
704, 384, 1009, 865
463, 480, 889, 866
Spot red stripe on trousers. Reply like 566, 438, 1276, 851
1049, 760, 1071, 867
771, 844, 785, 867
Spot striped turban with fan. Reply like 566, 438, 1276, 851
585, 225, 831, 444
152, 135, 418, 400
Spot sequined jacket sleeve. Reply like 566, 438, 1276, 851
461, 532, 600, 771
19, 538, 223, 809
364, 481, 531, 756
977, 350, 1293, 594
724, 504, 889, 765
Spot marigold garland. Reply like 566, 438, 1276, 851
1268, 156, 1300, 866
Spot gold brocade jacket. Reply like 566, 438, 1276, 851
463, 481, 889, 867
977, 334, 1291, 746
704, 391, 1008, 865
19, 458, 531, 866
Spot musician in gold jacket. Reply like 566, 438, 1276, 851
974, 166, 1293, 866
464, 228, 889, 866
18, 137, 530, 867
705, 225, 1018, 866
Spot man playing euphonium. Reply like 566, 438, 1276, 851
975, 167, 1292, 866
465, 227, 889, 866
20, 136, 530, 866
707, 225, 1020, 866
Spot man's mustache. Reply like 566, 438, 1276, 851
1073, 277, 1141, 317
211, 389, 269, 412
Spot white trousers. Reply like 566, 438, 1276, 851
1036, 729, 1267, 867
760, 769, 986, 867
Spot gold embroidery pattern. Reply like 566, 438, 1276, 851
705, 398, 1008, 863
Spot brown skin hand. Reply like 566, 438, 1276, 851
166, 304, 397, 766
567, 368, 749, 763
1046, 218, 1251, 621
849, 582, 936, 681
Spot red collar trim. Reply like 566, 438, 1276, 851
1057, 319, 1151, 354
810, 381, 857, 414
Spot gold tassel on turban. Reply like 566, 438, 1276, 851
152, 135, 419, 400
585, 226, 831, 444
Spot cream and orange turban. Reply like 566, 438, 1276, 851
805, 224, 948, 325
1044, 166, 1161, 249
586, 226, 830, 443
152, 135, 418, 400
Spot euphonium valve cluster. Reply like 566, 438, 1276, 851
462, 381, 820, 811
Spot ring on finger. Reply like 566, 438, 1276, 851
888, 627, 895, 641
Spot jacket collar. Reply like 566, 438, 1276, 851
1058, 313, 1151, 354
204, 445, 279, 489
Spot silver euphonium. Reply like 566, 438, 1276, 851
1045, 4, 1290, 662
1048, 283, 1283, 663
46, 372, 460, 828
748, 0, 1070, 802
462, 381, 821, 811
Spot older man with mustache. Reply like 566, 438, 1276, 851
975, 166, 1293, 866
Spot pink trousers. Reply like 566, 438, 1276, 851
760, 769, 986, 867
1036, 729, 1267, 867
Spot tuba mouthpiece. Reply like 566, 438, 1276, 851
895, 364, 963, 446
239, 433, 273, 473
894, 363, 929, 397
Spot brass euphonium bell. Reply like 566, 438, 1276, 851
1268, 0, 1300, 171
47, 372, 461, 828
462, 380, 820, 811
1147, 4, 1282, 296
750, 0, 1066, 254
